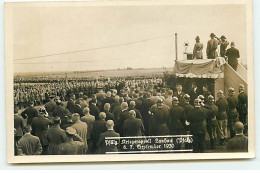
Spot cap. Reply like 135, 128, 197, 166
208, 95, 214, 101
217, 90, 224, 94
198, 95, 205, 100
172, 97, 179, 101
65, 127, 77, 135
39, 106, 46, 114
49, 95, 55, 99
194, 98, 201, 103
228, 87, 235, 92
156, 98, 163, 104
183, 94, 190, 100
220, 35, 226, 39
210, 33, 215, 37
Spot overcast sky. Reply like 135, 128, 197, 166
12, 4, 247, 73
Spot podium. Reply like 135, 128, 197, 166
183, 52, 193, 60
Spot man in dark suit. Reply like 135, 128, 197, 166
225, 42, 240, 71
225, 122, 248, 152
128, 101, 143, 122
227, 87, 239, 138
104, 103, 115, 121
91, 112, 107, 153
188, 82, 200, 106
237, 84, 248, 129
47, 116, 67, 155
101, 91, 115, 112
89, 99, 101, 121
115, 102, 130, 136
97, 120, 120, 154
44, 95, 56, 118
21, 101, 38, 125
31, 107, 53, 155
173, 84, 185, 106
16, 125, 42, 155
66, 94, 76, 114
206, 33, 219, 59
188, 98, 208, 153
123, 110, 144, 137
53, 100, 70, 123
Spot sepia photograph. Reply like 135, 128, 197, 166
5, 0, 254, 163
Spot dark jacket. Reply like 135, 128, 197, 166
216, 98, 229, 120
115, 109, 129, 136
169, 105, 187, 135
97, 130, 120, 154
225, 47, 240, 65
66, 99, 75, 113
53, 105, 70, 123
31, 116, 53, 146
14, 114, 24, 137
89, 104, 101, 121
189, 107, 208, 134
123, 117, 144, 137
104, 110, 115, 121
21, 106, 38, 125
92, 120, 107, 145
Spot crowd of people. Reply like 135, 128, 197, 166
193, 33, 240, 71
13, 76, 248, 155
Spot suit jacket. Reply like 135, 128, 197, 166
169, 105, 187, 134
16, 133, 42, 155
188, 88, 200, 105
47, 125, 67, 154
97, 130, 120, 154
89, 104, 101, 121
31, 116, 53, 146
225, 47, 240, 64
104, 110, 115, 121
91, 120, 107, 145
14, 114, 24, 137
66, 99, 75, 113
81, 115, 95, 139
189, 107, 208, 134
21, 106, 38, 125
123, 117, 144, 137
115, 109, 130, 136
226, 134, 248, 152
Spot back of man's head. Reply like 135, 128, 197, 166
24, 125, 31, 133
234, 121, 244, 134
121, 102, 128, 109
72, 113, 80, 122
104, 103, 110, 111
99, 112, 106, 120
129, 110, 136, 118
106, 120, 114, 130
83, 107, 90, 115
129, 101, 135, 107
106, 91, 112, 97
114, 95, 120, 102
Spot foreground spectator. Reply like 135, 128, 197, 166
17, 125, 42, 156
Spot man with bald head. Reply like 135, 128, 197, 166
226, 122, 248, 152
97, 120, 120, 154
123, 110, 145, 137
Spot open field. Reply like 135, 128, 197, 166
14, 67, 174, 79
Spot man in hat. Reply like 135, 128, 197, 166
193, 36, 203, 59
225, 121, 248, 152
16, 125, 42, 156
21, 101, 38, 125
123, 110, 145, 137
237, 84, 248, 128
47, 116, 67, 155
225, 42, 240, 71
169, 97, 188, 136
149, 98, 170, 136
227, 87, 239, 138
188, 98, 208, 153
206, 33, 219, 59
215, 90, 229, 144
59, 127, 84, 155
219, 35, 229, 57
31, 107, 53, 155
97, 120, 120, 154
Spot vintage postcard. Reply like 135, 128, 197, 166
5, 0, 255, 163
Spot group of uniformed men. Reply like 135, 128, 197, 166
14, 78, 248, 155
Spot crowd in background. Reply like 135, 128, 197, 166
14, 76, 248, 155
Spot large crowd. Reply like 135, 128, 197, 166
13, 76, 248, 155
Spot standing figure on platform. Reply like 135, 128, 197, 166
193, 36, 203, 59
206, 33, 219, 59
219, 35, 229, 57
225, 42, 240, 71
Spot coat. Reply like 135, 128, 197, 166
81, 115, 95, 139
97, 130, 120, 154
104, 110, 115, 121
91, 120, 107, 145
14, 114, 24, 137
21, 106, 38, 125
206, 38, 219, 59
226, 134, 248, 152
45, 100, 56, 117
59, 141, 84, 155
169, 105, 187, 135
216, 98, 229, 120
89, 104, 101, 121
66, 99, 75, 113
31, 116, 53, 146
123, 117, 144, 136
189, 107, 208, 134
115, 109, 129, 136
225, 47, 240, 65
16, 133, 42, 155
47, 125, 67, 155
